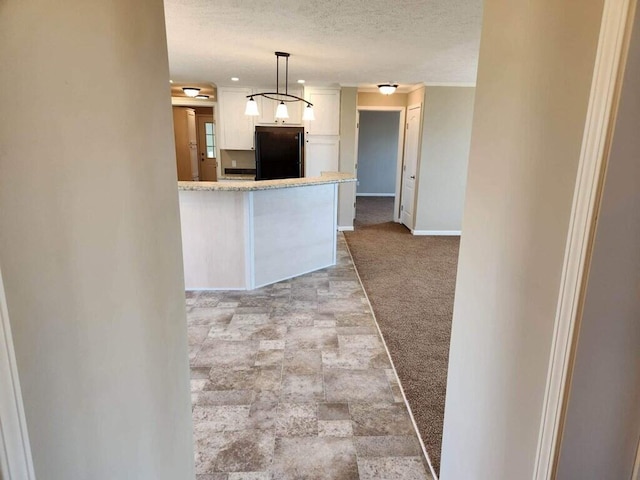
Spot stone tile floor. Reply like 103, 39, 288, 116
187, 235, 434, 480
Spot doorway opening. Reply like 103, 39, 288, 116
354, 106, 406, 228
172, 104, 217, 182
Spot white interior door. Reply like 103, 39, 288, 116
400, 104, 421, 229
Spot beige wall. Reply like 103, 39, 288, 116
357, 91, 408, 107
440, 0, 604, 478
338, 87, 358, 228
0, 0, 194, 478
557, 6, 640, 478
413, 87, 475, 232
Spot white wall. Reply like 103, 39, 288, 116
0, 0, 194, 478
338, 87, 358, 229
357, 111, 400, 195
440, 0, 605, 478
556, 6, 640, 478
413, 87, 475, 233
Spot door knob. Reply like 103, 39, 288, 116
410, 175, 415, 179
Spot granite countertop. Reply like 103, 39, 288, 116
178, 172, 356, 192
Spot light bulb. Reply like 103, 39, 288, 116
244, 98, 259, 116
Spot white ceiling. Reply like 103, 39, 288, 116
163, 0, 483, 88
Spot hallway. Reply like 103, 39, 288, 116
187, 235, 433, 479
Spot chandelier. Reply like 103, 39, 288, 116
244, 52, 315, 121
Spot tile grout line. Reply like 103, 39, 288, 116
341, 232, 439, 480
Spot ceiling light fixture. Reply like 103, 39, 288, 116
196, 95, 209, 99
231, 77, 239, 82
297, 79, 305, 84
378, 83, 398, 95
182, 87, 201, 97
245, 52, 314, 121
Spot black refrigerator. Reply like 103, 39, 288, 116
255, 126, 304, 180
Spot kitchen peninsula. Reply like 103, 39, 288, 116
178, 172, 356, 290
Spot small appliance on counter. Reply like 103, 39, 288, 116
255, 126, 304, 180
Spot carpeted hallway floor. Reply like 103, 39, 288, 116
345, 196, 460, 475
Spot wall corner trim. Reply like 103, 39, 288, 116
533, 0, 638, 478
337, 226, 354, 232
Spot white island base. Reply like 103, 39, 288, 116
178, 173, 355, 290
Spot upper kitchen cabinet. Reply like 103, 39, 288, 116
217, 87, 255, 150
283, 87, 303, 125
304, 87, 340, 135
255, 87, 304, 126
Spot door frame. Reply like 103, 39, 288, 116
171, 98, 219, 174
0, 266, 35, 480
533, 0, 637, 477
355, 106, 406, 222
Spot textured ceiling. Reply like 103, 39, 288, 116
164, 0, 483, 88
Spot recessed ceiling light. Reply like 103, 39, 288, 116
231, 77, 239, 82
297, 79, 305, 84
169, 79, 174, 84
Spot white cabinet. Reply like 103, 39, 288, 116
305, 136, 340, 177
255, 92, 277, 126
304, 88, 340, 135
303, 87, 341, 177
283, 87, 303, 125
217, 87, 255, 150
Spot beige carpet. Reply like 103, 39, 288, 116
345, 196, 459, 475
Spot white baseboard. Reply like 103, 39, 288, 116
337, 226, 354, 232
356, 193, 396, 197
411, 229, 461, 236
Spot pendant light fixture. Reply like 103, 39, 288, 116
182, 87, 201, 97
378, 83, 398, 95
245, 52, 314, 121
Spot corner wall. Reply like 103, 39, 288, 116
0, 0, 195, 478
338, 87, 358, 229
440, 0, 605, 477
413, 87, 475, 233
